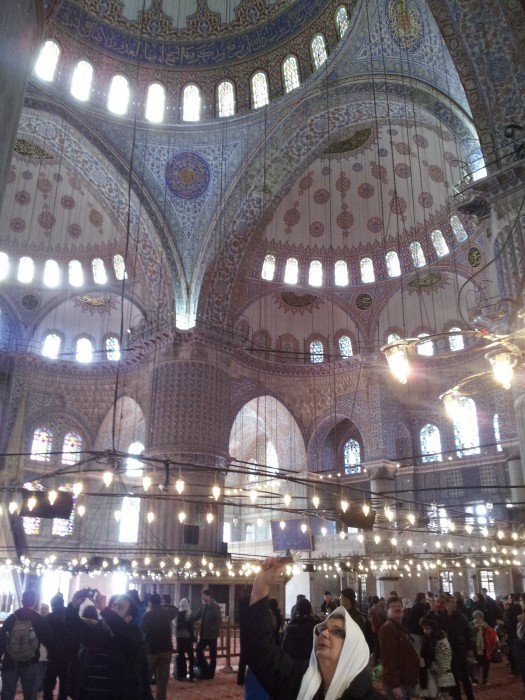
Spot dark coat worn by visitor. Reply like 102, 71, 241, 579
281, 615, 317, 662
241, 597, 384, 700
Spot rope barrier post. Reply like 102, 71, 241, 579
220, 618, 234, 673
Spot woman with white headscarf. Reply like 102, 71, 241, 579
174, 598, 196, 681
240, 558, 385, 700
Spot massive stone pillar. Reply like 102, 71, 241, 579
0, 1, 44, 215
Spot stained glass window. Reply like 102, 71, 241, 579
69, 260, 83, 287
145, 82, 165, 122
113, 254, 127, 281
76, 337, 93, 363
126, 441, 144, 475
31, 427, 53, 462
18, 257, 34, 284
409, 241, 426, 267
182, 84, 201, 121
0, 252, 9, 281
261, 254, 276, 281
311, 34, 328, 70
385, 251, 401, 277
119, 496, 140, 543
336, 6, 350, 38
284, 257, 298, 284
34, 40, 60, 82
420, 424, 442, 462
310, 340, 324, 363
448, 327, 464, 351
283, 55, 300, 93
431, 230, 449, 257
105, 336, 120, 361
217, 80, 235, 117
344, 439, 361, 475
450, 215, 468, 242
92, 258, 107, 284
417, 333, 433, 356
309, 260, 323, 287
360, 257, 375, 283
62, 433, 82, 465
52, 485, 75, 536
22, 482, 44, 535
251, 71, 269, 109
43, 259, 60, 287
334, 260, 348, 286
493, 414, 503, 452
453, 396, 480, 456
339, 335, 353, 359
107, 74, 130, 115
71, 60, 93, 102
42, 333, 61, 360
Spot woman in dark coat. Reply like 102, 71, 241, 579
281, 598, 317, 662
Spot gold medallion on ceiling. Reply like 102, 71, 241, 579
77, 294, 112, 307
408, 272, 442, 289
14, 139, 53, 160
355, 293, 373, 310
468, 247, 481, 268
324, 128, 373, 155
281, 292, 318, 307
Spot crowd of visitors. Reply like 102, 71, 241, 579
0, 586, 223, 700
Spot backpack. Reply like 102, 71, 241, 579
6, 614, 39, 662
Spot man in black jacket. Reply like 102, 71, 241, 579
438, 596, 475, 700
43, 593, 73, 700
0, 589, 55, 700
140, 593, 174, 700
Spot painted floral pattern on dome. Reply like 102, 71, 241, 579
299, 174, 313, 192
336, 173, 351, 194
489, 55, 511, 82
7, 168, 15, 183
358, 183, 374, 199
309, 222, 325, 238
386, 0, 424, 53
37, 175, 52, 194
390, 192, 407, 215
394, 163, 411, 178
418, 191, 433, 208
321, 166, 331, 176
284, 207, 300, 227
61, 195, 75, 210
428, 165, 445, 182
15, 191, 31, 206
336, 208, 354, 232
38, 211, 56, 230
165, 152, 211, 199
444, 152, 460, 166
313, 189, 330, 205
68, 224, 82, 238
53, 173, 63, 182
21, 171, 33, 180
10, 218, 26, 233
413, 134, 429, 148
368, 217, 383, 233
370, 163, 387, 183
378, 148, 389, 157
69, 175, 83, 191
395, 142, 412, 155
89, 209, 104, 227
352, 163, 363, 172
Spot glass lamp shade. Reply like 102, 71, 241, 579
486, 350, 517, 389
383, 341, 410, 384
441, 390, 462, 420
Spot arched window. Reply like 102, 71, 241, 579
0, 252, 9, 281
52, 485, 76, 536
493, 414, 503, 452
251, 71, 269, 109
344, 439, 361, 475
387, 332, 401, 344
43, 259, 60, 287
360, 257, 375, 283
334, 260, 348, 286
385, 251, 401, 277
92, 258, 107, 284
113, 254, 127, 281
42, 333, 61, 359
431, 229, 449, 257
18, 256, 34, 283
126, 441, 144, 475
409, 241, 426, 267
284, 257, 298, 284
310, 340, 324, 363
311, 34, 328, 70
34, 40, 60, 82
420, 424, 442, 462
308, 260, 323, 287
182, 84, 201, 121
217, 80, 235, 117
145, 82, 165, 123
69, 260, 83, 287
261, 254, 276, 281
335, 6, 350, 38
450, 215, 468, 242
76, 337, 93, 363
71, 60, 93, 102
282, 55, 300, 93
62, 433, 82, 465
107, 74, 130, 115
31, 427, 53, 462
119, 496, 141, 543
448, 327, 464, 351
453, 397, 480, 456
417, 333, 433, 356
105, 336, 120, 361
339, 335, 353, 359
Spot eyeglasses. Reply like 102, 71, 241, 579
314, 623, 346, 639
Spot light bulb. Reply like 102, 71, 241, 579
312, 495, 320, 508
212, 485, 221, 500
77, 504, 86, 517
362, 504, 370, 516
147, 511, 154, 523
9, 501, 18, 514
249, 489, 258, 503
383, 340, 410, 384
178, 511, 186, 523
114, 510, 121, 522
206, 512, 214, 524
441, 390, 462, 420
48, 490, 57, 505
279, 520, 285, 530
73, 481, 83, 497
103, 471, 113, 487
283, 493, 291, 507
407, 513, 416, 526
301, 523, 307, 533
142, 476, 152, 492
321, 527, 327, 536
144, 557, 150, 565
27, 496, 36, 512
487, 349, 516, 389
175, 479, 185, 495
341, 499, 349, 513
